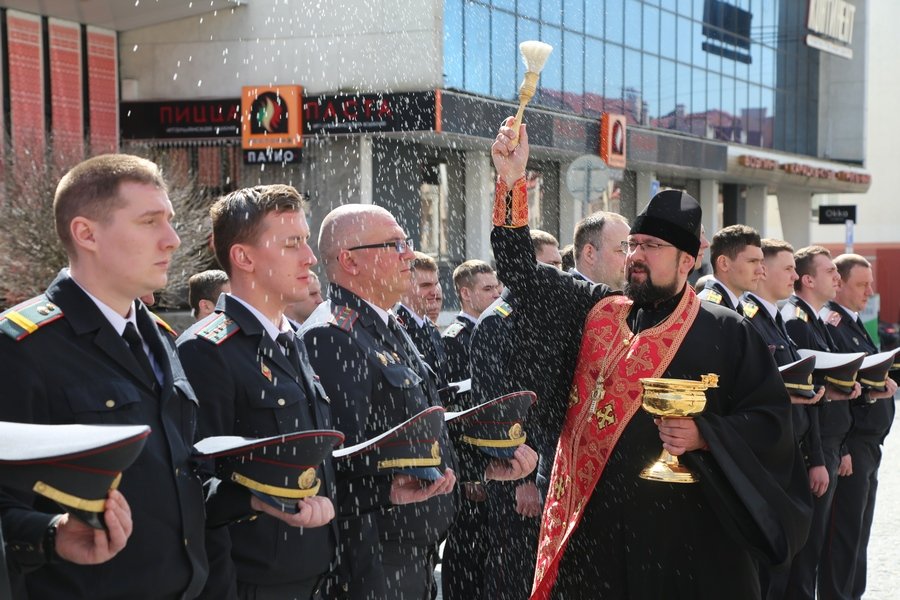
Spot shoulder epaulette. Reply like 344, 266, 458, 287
329, 305, 358, 333
742, 301, 759, 319
195, 313, 240, 345
703, 289, 723, 305
150, 312, 177, 337
795, 306, 809, 323
0, 294, 63, 341
493, 301, 513, 318
824, 309, 842, 327
443, 322, 465, 338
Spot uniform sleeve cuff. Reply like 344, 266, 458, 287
493, 175, 529, 228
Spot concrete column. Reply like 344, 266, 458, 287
558, 159, 578, 245
699, 178, 719, 236
744, 185, 768, 235
778, 188, 812, 248
359, 136, 373, 205
635, 170, 657, 213
465, 150, 493, 262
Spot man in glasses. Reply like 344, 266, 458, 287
490, 118, 811, 599
301, 204, 537, 599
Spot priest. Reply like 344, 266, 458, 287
490, 119, 812, 600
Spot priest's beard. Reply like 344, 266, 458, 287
625, 259, 680, 306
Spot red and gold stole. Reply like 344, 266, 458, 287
531, 287, 700, 599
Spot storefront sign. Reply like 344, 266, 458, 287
806, 0, 856, 59
241, 84, 303, 150
121, 99, 241, 139
819, 204, 856, 225
600, 113, 627, 169
302, 91, 436, 134
781, 162, 836, 180
737, 155, 777, 170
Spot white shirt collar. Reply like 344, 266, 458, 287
571, 268, 595, 284
398, 303, 425, 327
710, 276, 741, 309
70, 275, 137, 336
365, 300, 391, 325
837, 302, 860, 322
228, 294, 294, 342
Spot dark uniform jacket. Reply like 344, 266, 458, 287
698, 278, 743, 313
493, 225, 812, 598
781, 294, 852, 465
301, 285, 458, 598
742, 293, 816, 448
0, 271, 207, 599
177, 294, 337, 596
394, 304, 448, 389
823, 301, 895, 443
441, 315, 476, 410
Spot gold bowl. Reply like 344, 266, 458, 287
638, 374, 717, 484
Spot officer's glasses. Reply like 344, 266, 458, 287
347, 238, 414, 254
620, 240, 675, 255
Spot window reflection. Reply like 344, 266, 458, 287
420, 163, 449, 257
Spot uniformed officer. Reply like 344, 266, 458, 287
0, 154, 209, 598
818, 253, 897, 600
441, 259, 501, 600
187, 269, 230, 322
302, 204, 535, 600
781, 245, 861, 600
177, 185, 336, 599
395, 252, 449, 389
697, 224, 764, 312
742, 239, 823, 599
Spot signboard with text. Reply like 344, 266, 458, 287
818, 204, 856, 224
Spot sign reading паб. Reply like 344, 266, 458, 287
819, 204, 856, 225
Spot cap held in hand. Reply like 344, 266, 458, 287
194, 429, 344, 512
0, 422, 151, 529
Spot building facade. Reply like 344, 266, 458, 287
0, 0, 873, 311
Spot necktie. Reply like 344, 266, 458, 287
387, 316, 418, 367
123, 322, 156, 386
775, 311, 791, 343
735, 300, 744, 315
275, 331, 301, 373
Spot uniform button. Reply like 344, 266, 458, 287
184, 538, 189, 546
105, 399, 116, 408
175, 468, 180, 476
277, 398, 286, 406
404, 379, 411, 385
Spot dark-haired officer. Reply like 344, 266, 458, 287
178, 184, 336, 600
0, 154, 208, 598
697, 224, 763, 313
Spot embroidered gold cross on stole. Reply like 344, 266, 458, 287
588, 383, 616, 431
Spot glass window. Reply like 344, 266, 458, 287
586, 0, 603, 37
707, 70, 721, 118
605, 43, 624, 107
492, 0, 516, 11
585, 37, 604, 106
721, 75, 735, 136
492, 10, 517, 99
564, 0, 585, 32
643, 5, 660, 56
660, 9, 676, 61
761, 46, 776, 90
643, 53, 660, 121
691, 66, 707, 134
444, 0, 464, 88
660, 58, 676, 118
564, 31, 585, 107
526, 170, 545, 231
464, 2, 491, 95
540, 26, 563, 97
419, 162, 449, 257
606, 0, 624, 44
542, 0, 563, 25
624, 0, 642, 49
676, 62, 692, 116
519, 0, 539, 19
676, 16, 692, 64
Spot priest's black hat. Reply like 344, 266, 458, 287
445, 391, 536, 458
857, 349, 900, 392
630, 190, 702, 256
332, 406, 446, 481
194, 429, 345, 512
778, 356, 817, 399
798, 349, 866, 394
0, 422, 151, 529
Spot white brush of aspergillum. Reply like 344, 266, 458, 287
510, 41, 553, 145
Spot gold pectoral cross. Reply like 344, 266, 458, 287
595, 403, 615, 430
